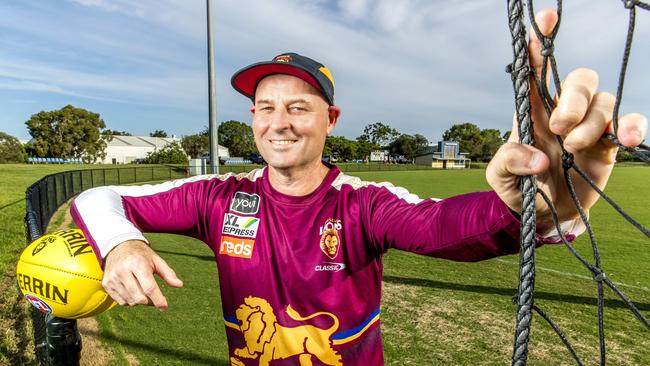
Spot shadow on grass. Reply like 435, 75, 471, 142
89, 329, 230, 365
155, 249, 215, 262
382, 275, 650, 311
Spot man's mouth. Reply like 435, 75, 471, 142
269, 139, 297, 146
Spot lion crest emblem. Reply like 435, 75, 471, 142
319, 220, 341, 260
230, 296, 342, 366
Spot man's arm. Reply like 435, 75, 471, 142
71, 176, 216, 310
362, 186, 524, 261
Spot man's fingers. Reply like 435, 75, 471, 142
153, 255, 183, 288
528, 9, 558, 78
562, 92, 614, 153
617, 113, 648, 147
134, 268, 168, 310
550, 68, 599, 136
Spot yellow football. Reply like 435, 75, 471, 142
16, 228, 116, 319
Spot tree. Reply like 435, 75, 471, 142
354, 138, 378, 161
325, 136, 357, 161
358, 122, 400, 147
389, 134, 429, 161
143, 142, 188, 164
442, 122, 482, 158
478, 129, 503, 161
150, 130, 168, 138
442, 123, 504, 161
102, 129, 132, 136
25, 104, 108, 163
218, 120, 257, 157
181, 133, 209, 158
0, 132, 27, 163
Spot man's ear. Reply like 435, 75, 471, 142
250, 105, 255, 114
327, 105, 341, 134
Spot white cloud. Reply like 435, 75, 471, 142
2, 0, 649, 142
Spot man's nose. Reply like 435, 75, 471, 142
269, 109, 290, 130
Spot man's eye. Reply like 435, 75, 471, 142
290, 106, 306, 112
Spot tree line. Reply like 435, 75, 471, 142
22, 104, 649, 165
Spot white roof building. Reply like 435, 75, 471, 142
100, 135, 229, 165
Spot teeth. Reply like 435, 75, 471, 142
270, 140, 296, 145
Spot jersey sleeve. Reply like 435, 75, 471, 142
71, 176, 217, 265
361, 186, 522, 261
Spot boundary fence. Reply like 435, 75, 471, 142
24, 165, 188, 365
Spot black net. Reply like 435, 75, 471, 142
506, 1, 650, 365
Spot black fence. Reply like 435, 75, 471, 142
23, 165, 188, 365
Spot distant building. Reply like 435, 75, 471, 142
414, 141, 470, 169
100, 135, 181, 164
369, 150, 389, 162
100, 135, 229, 165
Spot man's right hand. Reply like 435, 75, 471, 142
103, 240, 183, 311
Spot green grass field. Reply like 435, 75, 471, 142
2, 165, 649, 365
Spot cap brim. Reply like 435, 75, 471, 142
231, 62, 328, 104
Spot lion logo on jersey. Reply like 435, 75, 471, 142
231, 296, 342, 366
319, 218, 341, 260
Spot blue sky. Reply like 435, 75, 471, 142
2, 0, 649, 144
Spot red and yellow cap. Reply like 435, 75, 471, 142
231, 52, 335, 105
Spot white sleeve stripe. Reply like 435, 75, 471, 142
73, 168, 264, 259
331, 172, 440, 204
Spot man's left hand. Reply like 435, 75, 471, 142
486, 8, 648, 232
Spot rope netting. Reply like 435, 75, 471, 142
506, 1, 650, 365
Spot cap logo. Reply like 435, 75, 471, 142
273, 55, 293, 63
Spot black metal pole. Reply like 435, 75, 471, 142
207, 0, 220, 175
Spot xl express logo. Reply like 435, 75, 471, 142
230, 192, 260, 215
222, 213, 259, 239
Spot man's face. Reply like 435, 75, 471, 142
251, 74, 339, 170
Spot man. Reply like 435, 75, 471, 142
71, 10, 646, 366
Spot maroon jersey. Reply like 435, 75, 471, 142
72, 165, 527, 365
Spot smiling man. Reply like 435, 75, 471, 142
71, 10, 647, 366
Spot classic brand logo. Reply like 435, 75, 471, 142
314, 262, 346, 272
222, 213, 259, 239
219, 236, 255, 259
230, 192, 260, 215
319, 218, 342, 260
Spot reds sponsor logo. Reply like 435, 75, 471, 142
222, 213, 259, 239
230, 192, 260, 215
319, 219, 342, 260
219, 235, 255, 259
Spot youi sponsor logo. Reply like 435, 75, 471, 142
230, 192, 260, 215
